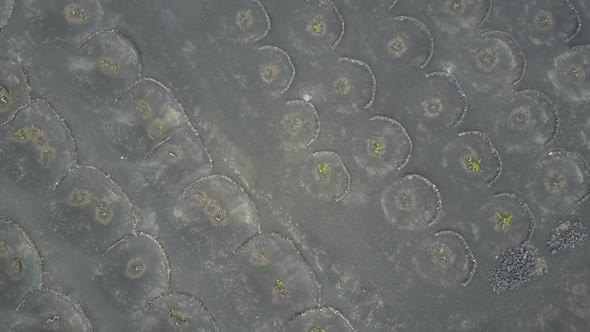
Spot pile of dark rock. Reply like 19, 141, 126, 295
488, 243, 548, 294
546, 219, 588, 254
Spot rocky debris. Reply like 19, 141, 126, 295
488, 243, 548, 294
546, 219, 588, 254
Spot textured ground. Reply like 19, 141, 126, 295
1, 0, 590, 331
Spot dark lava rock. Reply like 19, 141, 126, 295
488, 243, 548, 294
546, 219, 588, 254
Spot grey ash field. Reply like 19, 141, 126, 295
1, 0, 590, 331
